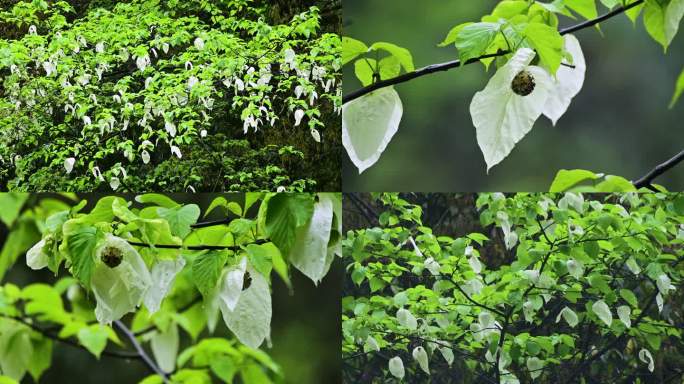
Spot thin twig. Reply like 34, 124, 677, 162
126, 238, 267, 251
632, 149, 684, 190
114, 320, 170, 383
0, 315, 140, 359
343, 0, 644, 104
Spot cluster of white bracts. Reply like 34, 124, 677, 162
342, 34, 586, 174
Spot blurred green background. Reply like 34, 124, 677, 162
343, 0, 684, 191
0, 194, 341, 384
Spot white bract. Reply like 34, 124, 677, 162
219, 267, 271, 348
342, 86, 402, 173
171, 146, 182, 159
109, 177, 120, 191
365, 336, 380, 352
26, 239, 48, 270
91, 234, 152, 324
469, 255, 482, 274
526, 357, 543, 380
591, 300, 612, 327
396, 308, 417, 330
412, 346, 430, 375
617, 305, 631, 328
141, 150, 150, 164
470, 48, 552, 171
217, 257, 248, 312
143, 257, 186, 314
656, 273, 676, 295
542, 35, 586, 125
566, 259, 584, 279
294, 109, 305, 126
439, 347, 454, 366
626, 257, 641, 275
388, 356, 405, 379
150, 323, 179, 373
639, 348, 655, 372
64, 157, 75, 174
310, 128, 321, 142
424, 257, 441, 275
194, 37, 205, 50
289, 195, 335, 284
555, 306, 578, 328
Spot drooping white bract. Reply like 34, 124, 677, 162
639, 348, 655, 372
365, 336, 380, 352
396, 308, 418, 330
526, 357, 543, 380
64, 157, 75, 174
656, 273, 676, 295
542, 35, 586, 125
439, 346, 454, 366
470, 48, 552, 172
555, 306, 578, 328
412, 346, 430, 375
310, 128, 321, 142
388, 356, 405, 379
143, 257, 186, 314
289, 195, 335, 284
216, 257, 248, 314
219, 267, 271, 348
26, 239, 48, 270
566, 259, 584, 279
617, 305, 631, 328
294, 109, 305, 126
342, 86, 402, 173
591, 300, 612, 327
424, 257, 441, 275
150, 323, 179, 373
90, 234, 152, 324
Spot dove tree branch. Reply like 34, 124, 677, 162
114, 320, 170, 383
342, 0, 644, 104
633, 148, 684, 191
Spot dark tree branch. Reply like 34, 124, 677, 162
343, 0, 644, 104
126, 238, 267, 251
632, 149, 684, 190
114, 320, 170, 383
0, 314, 140, 359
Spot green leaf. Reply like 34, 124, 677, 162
77, 325, 109, 358
240, 363, 272, 384
245, 243, 277, 278
61, 222, 100, 288
264, 194, 314, 256
619, 289, 639, 307
549, 169, 598, 192
454, 22, 501, 63
342, 36, 368, 66
0, 193, 28, 227
594, 175, 637, 192
524, 22, 564, 73
670, 67, 684, 108
0, 219, 40, 281
158, 204, 201, 239
369, 42, 415, 72
135, 194, 179, 208
354, 58, 376, 86
566, 0, 599, 20
439, 22, 472, 47
192, 251, 229, 299
205, 197, 228, 217
27, 337, 51, 382
644, 0, 667, 49
0, 323, 32, 381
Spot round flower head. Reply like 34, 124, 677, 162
91, 234, 152, 324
